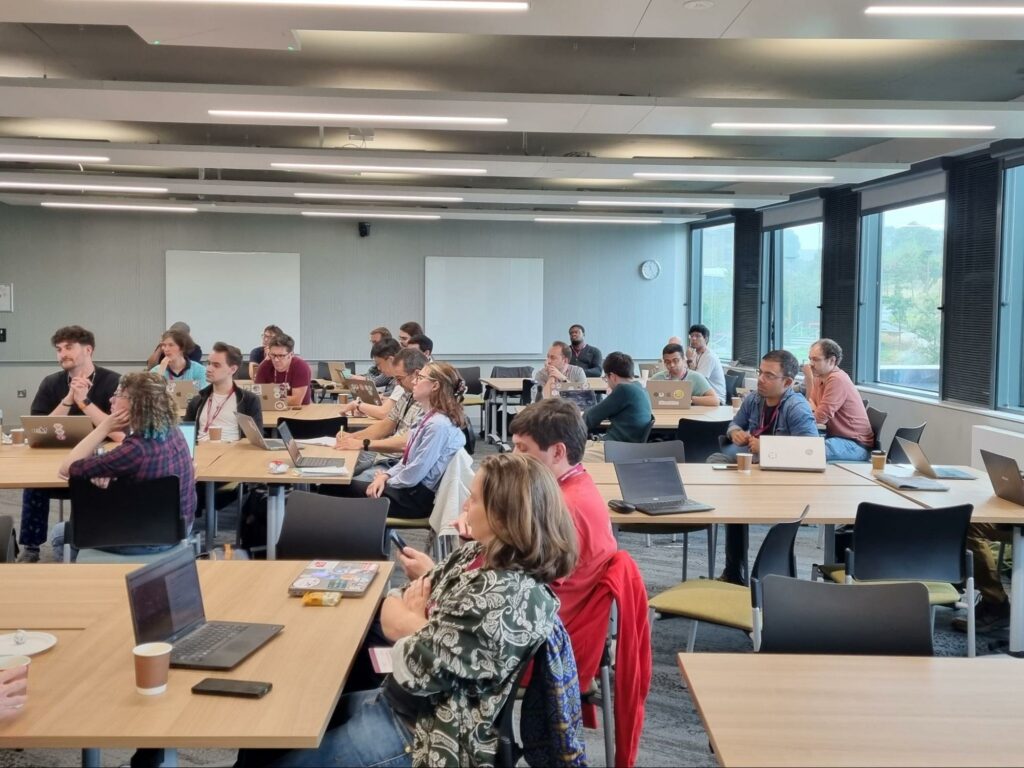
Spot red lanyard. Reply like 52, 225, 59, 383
203, 387, 235, 433
274, 359, 292, 385
557, 464, 587, 485
752, 401, 781, 437
402, 410, 436, 463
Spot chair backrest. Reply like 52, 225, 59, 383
887, 423, 927, 464
491, 365, 534, 379
68, 476, 185, 549
520, 378, 534, 403
724, 369, 745, 402
457, 366, 483, 395
675, 418, 729, 463
866, 406, 888, 451
849, 502, 973, 583
0, 515, 16, 563
638, 415, 656, 444
748, 509, 806, 606
605, 439, 686, 463
758, 575, 933, 655
276, 492, 389, 560
496, 636, 549, 768
276, 416, 346, 440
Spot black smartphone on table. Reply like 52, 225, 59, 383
192, 678, 272, 699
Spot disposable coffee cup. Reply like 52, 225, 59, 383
640, 369, 650, 383
731, 397, 741, 410
10, 429, 25, 445
871, 450, 886, 471
736, 452, 753, 472
338, 393, 351, 404
0, 655, 30, 710
133, 642, 172, 695
208, 426, 223, 442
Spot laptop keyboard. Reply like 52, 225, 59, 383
298, 456, 340, 467
173, 623, 249, 662
638, 500, 686, 512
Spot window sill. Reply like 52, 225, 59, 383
857, 385, 1024, 427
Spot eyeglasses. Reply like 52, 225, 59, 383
410, 372, 433, 384
268, 353, 291, 361
755, 368, 786, 381
808, 356, 825, 363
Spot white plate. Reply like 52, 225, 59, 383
0, 631, 57, 656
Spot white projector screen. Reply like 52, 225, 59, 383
165, 250, 301, 356
425, 257, 543, 356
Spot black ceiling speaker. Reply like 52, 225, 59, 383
358, 221, 371, 238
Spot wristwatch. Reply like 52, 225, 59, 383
363, 438, 371, 451
81, 397, 92, 407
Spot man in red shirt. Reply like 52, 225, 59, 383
802, 338, 873, 461
253, 332, 312, 406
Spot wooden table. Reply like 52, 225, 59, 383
0, 561, 392, 764
678, 652, 1024, 767
584, 462, 876, 487
480, 377, 609, 443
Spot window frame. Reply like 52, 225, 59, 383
688, 218, 737, 360
760, 216, 824, 357
996, 161, 1024, 414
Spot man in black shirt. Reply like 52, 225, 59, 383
568, 324, 603, 377
19, 326, 120, 562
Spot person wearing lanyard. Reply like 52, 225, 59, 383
706, 349, 818, 585
568, 324, 603, 377
344, 362, 467, 519
253, 332, 312, 406
149, 328, 206, 386
185, 342, 262, 442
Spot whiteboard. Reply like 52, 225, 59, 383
425, 256, 543, 355
165, 251, 301, 355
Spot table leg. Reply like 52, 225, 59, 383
822, 524, 836, 565
501, 392, 510, 443
483, 387, 492, 442
204, 481, 216, 552
1011, 525, 1023, 657
266, 485, 285, 560
82, 749, 100, 767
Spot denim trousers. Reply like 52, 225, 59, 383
824, 436, 870, 462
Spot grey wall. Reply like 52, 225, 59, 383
0, 205, 687, 420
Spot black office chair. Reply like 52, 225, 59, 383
495, 637, 550, 768
758, 576, 933, 655
277, 416, 347, 440
639, 415, 656, 444
676, 418, 729, 464
866, 406, 888, 452
0, 515, 16, 563
276, 492, 388, 560
724, 369, 745, 402
456, 366, 483, 396
887, 422, 927, 464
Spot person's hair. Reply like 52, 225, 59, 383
603, 351, 634, 379
161, 329, 196, 355
762, 349, 800, 380
399, 321, 424, 337
211, 341, 242, 369
569, 323, 585, 335
118, 372, 179, 439
477, 453, 578, 584
662, 342, 685, 358
268, 333, 295, 353
549, 341, 572, 360
371, 337, 401, 360
370, 326, 392, 340
688, 324, 710, 342
421, 361, 467, 428
169, 321, 191, 334
263, 324, 284, 336
51, 325, 95, 349
394, 347, 428, 374
813, 338, 843, 366
510, 398, 588, 465
407, 333, 434, 353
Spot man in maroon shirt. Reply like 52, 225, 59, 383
253, 333, 312, 406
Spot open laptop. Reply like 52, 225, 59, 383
248, 383, 288, 411
238, 413, 286, 450
981, 450, 1024, 506
178, 422, 197, 460
759, 435, 826, 472
125, 548, 283, 670
559, 388, 598, 411
327, 362, 352, 388
613, 456, 714, 515
278, 421, 345, 468
21, 415, 94, 448
166, 380, 198, 411
347, 380, 383, 406
896, 437, 976, 480
646, 379, 693, 409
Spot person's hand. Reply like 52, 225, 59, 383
731, 429, 750, 446
158, 356, 171, 373
0, 666, 28, 719
747, 436, 760, 454
338, 401, 359, 416
98, 410, 130, 435
69, 376, 91, 405
90, 477, 112, 489
686, 346, 696, 364
802, 362, 814, 381
336, 434, 362, 450
398, 547, 435, 581
402, 576, 432, 617
546, 363, 566, 381
366, 472, 387, 498
454, 511, 474, 540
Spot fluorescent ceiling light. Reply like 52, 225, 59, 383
578, 199, 733, 208
41, 202, 197, 212
634, 172, 835, 182
273, 162, 487, 175
125, 0, 526, 8
0, 153, 110, 163
211, 110, 506, 126
865, 5, 1024, 15
713, 121, 995, 132
0, 182, 168, 193
534, 217, 661, 225
295, 192, 463, 202
302, 211, 441, 220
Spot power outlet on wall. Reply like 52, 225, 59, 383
16, 390, 26, 398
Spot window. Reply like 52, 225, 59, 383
763, 221, 823, 357
859, 198, 946, 394
997, 165, 1024, 412
690, 222, 735, 359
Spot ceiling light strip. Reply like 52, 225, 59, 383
0, 153, 110, 163
302, 211, 441, 219
534, 217, 661, 225
634, 172, 835, 182
295, 192, 463, 202
578, 199, 734, 208
130, 0, 527, 9
713, 121, 994, 131
865, 5, 1024, 15
0, 182, 168, 193
273, 162, 487, 175
210, 110, 506, 125
41, 202, 197, 212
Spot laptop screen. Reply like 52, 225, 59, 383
178, 422, 197, 459
559, 389, 597, 411
277, 421, 303, 463
126, 548, 206, 644
615, 458, 686, 503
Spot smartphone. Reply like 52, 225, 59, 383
192, 678, 272, 699
389, 530, 408, 551
711, 463, 738, 471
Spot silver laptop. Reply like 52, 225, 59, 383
327, 362, 352, 388
896, 437, 976, 480
238, 413, 285, 450
613, 456, 713, 515
166, 380, 199, 410
759, 435, 826, 472
646, 380, 693, 409
981, 450, 1024, 506
247, 383, 288, 411
126, 548, 283, 671
346, 380, 383, 406
278, 421, 344, 468
21, 415, 94, 448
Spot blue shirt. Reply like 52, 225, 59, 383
728, 387, 818, 441
150, 358, 207, 386
386, 411, 466, 491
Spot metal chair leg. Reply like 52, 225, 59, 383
686, 620, 699, 653
681, 532, 689, 582
600, 663, 614, 767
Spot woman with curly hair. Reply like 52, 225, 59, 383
54, 372, 196, 560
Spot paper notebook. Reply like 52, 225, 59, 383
288, 561, 380, 596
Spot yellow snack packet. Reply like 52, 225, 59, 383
302, 591, 341, 607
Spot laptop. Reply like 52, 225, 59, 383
613, 457, 714, 515
759, 435, 827, 473
237, 413, 286, 450
21, 415, 94, 448
278, 421, 345, 468
346, 380, 383, 406
559, 388, 598, 411
178, 422, 197, 459
166, 380, 199, 410
125, 548, 283, 670
646, 379, 693, 409
327, 362, 352, 388
896, 437, 976, 480
874, 472, 948, 492
248, 383, 289, 411
981, 450, 1024, 506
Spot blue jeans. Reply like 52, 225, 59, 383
237, 688, 413, 768
824, 437, 870, 462
49, 521, 184, 563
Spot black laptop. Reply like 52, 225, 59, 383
613, 456, 714, 515
126, 548, 283, 670
558, 388, 598, 411
981, 450, 1024, 506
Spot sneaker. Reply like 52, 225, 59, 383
15, 548, 40, 564
715, 572, 747, 587
952, 599, 1010, 633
